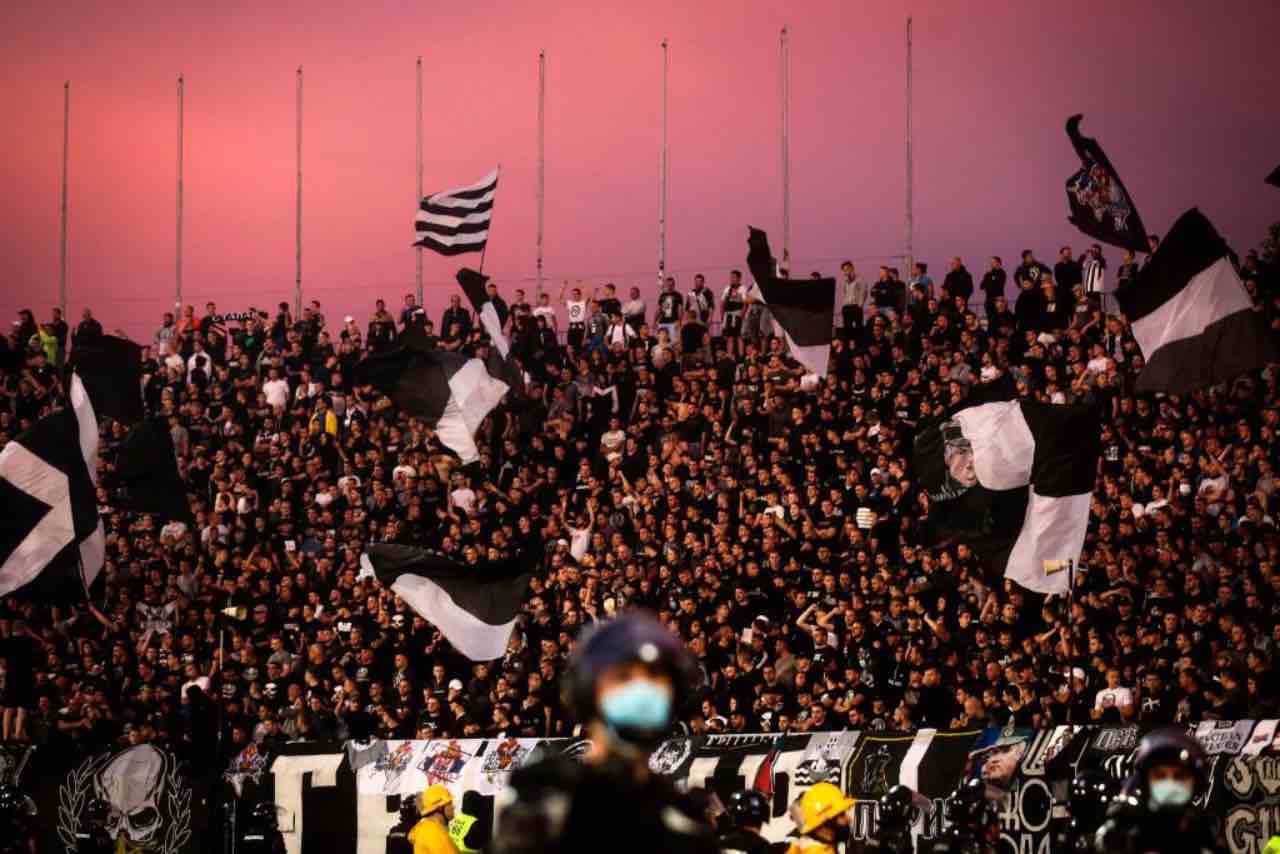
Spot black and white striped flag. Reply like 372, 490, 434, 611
414, 169, 499, 256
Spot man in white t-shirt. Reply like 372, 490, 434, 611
1092, 667, 1135, 721
263, 368, 290, 410
450, 473, 477, 514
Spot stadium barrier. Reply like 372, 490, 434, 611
4, 722, 1276, 854
257, 722, 1280, 854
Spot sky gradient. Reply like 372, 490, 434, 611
3, 0, 1278, 340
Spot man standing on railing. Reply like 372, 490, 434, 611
623, 286, 646, 334
942, 257, 974, 308
722, 270, 747, 357
655, 276, 684, 343
839, 261, 867, 341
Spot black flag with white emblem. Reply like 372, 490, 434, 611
1064, 114, 1150, 254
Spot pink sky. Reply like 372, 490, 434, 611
3, 0, 1278, 341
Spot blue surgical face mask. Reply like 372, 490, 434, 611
600, 680, 673, 732
1149, 778, 1193, 810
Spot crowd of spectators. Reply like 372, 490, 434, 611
0, 240, 1277, 778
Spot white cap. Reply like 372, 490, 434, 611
344, 315, 355, 324
448, 679, 463, 691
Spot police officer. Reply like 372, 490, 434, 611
786, 782, 855, 854
933, 778, 998, 854
239, 802, 287, 854
490, 611, 717, 854
867, 785, 915, 854
1053, 770, 1116, 853
0, 786, 36, 854
718, 790, 773, 854
1093, 728, 1226, 854
386, 796, 419, 854
411, 785, 460, 854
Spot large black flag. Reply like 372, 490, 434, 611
114, 417, 195, 524
353, 328, 508, 464
360, 542, 534, 660
745, 227, 836, 377
1064, 114, 1150, 254
0, 376, 104, 601
68, 334, 143, 425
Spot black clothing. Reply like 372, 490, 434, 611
491, 754, 718, 854
716, 827, 774, 854
1055, 258, 1083, 292
385, 817, 416, 854
942, 266, 974, 305
1093, 800, 1226, 854
239, 825, 287, 854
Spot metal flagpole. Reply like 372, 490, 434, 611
176, 74, 185, 311
295, 66, 303, 318
905, 16, 914, 276
536, 50, 545, 299
416, 56, 424, 306
658, 38, 668, 286
60, 81, 69, 317
780, 26, 790, 270
479, 164, 500, 275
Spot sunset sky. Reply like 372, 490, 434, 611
3, 0, 1278, 339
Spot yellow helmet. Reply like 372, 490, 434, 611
798, 782, 856, 834
420, 784, 453, 816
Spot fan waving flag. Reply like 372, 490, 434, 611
360, 542, 535, 660
745, 227, 836, 377
353, 328, 508, 464
914, 397, 1100, 595
0, 375, 104, 601
1064, 114, 1149, 254
414, 168, 499, 256
1116, 208, 1278, 394
457, 267, 510, 358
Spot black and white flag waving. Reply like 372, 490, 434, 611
68, 334, 143, 425
915, 397, 1100, 595
0, 375, 104, 601
414, 169, 498, 256
360, 543, 534, 661
457, 267, 510, 359
1115, 207, 1277, 395
1064, 114, 1149, 254
353, 329, 508, 465
745, 227, 836, 378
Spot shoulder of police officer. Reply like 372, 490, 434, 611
716, 827, 774, 854
495, 754, 715, 853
